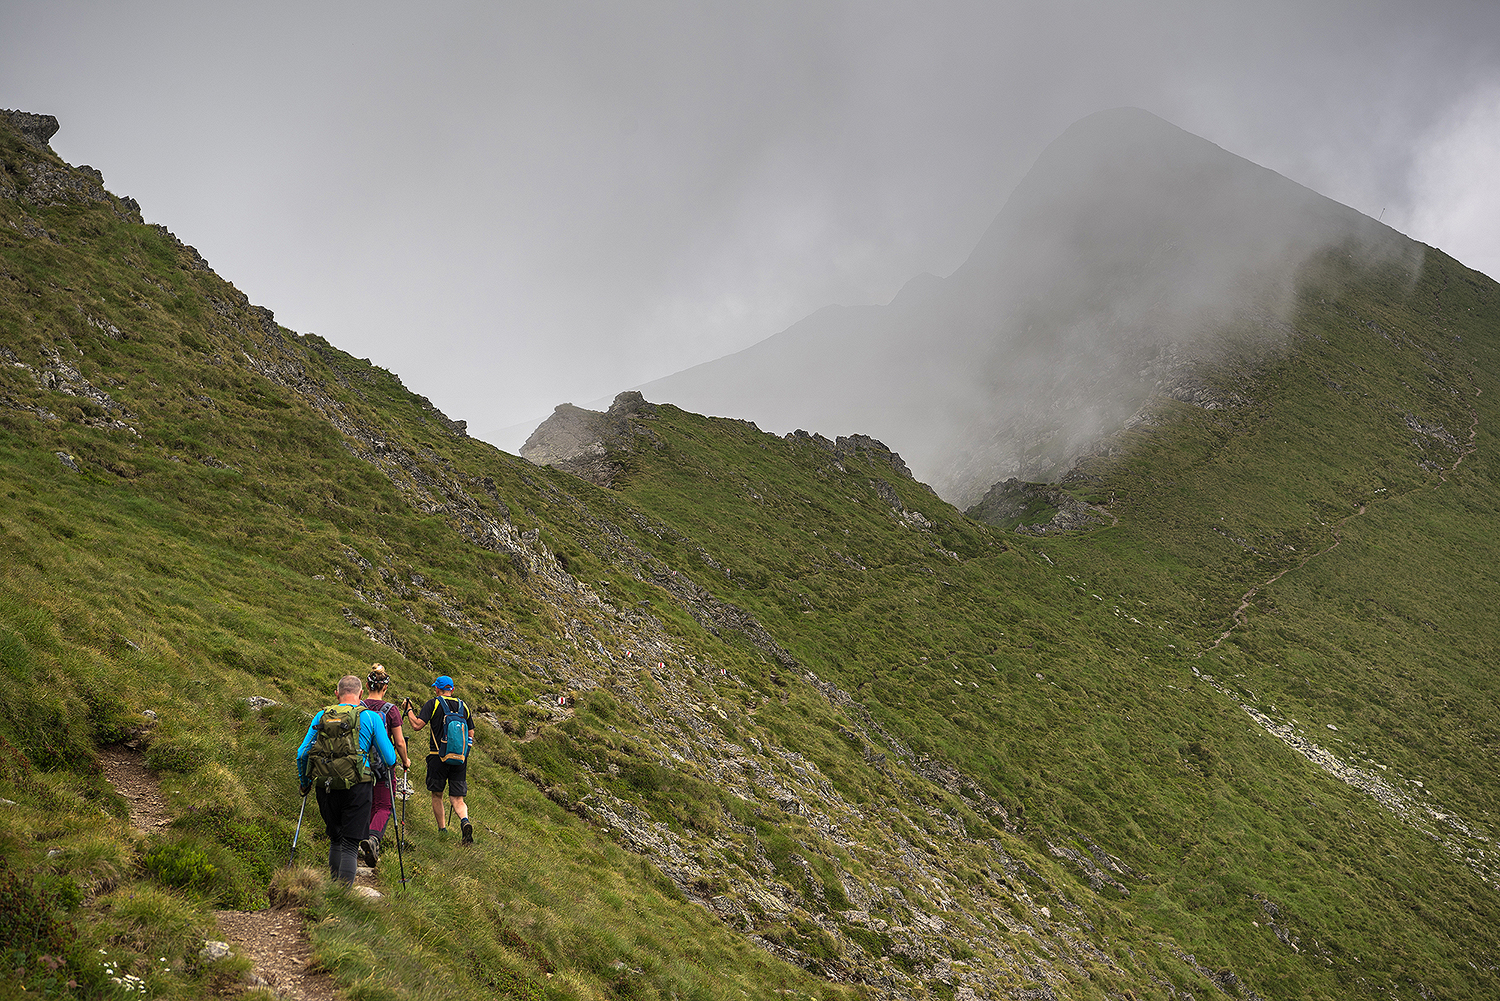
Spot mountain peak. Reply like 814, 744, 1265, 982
632, 108, 1419, 507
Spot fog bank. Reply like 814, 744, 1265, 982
636, 109, 1420, 505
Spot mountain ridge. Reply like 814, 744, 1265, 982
3, 107, 1499, 1000
630, 107, 1421, 509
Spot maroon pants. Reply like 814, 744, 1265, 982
368, 771, 393, 839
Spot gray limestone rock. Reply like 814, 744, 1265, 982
965, 477, 1109, 534
1, 110, 60, 150
787, 429, 915, 480
520, 391, 658, 487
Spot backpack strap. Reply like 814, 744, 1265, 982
372, 699, 399, 732
343, 702, 369, 761
434, 694, 450, 750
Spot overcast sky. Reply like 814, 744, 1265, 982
4, 1, 1499, 451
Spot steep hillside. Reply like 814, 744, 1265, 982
2, 107, 1499, 1001
576, 245, 1500, 1000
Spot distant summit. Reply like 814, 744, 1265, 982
632, 108, 1418, 507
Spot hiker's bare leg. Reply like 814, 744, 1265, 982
431, 791, 446, 828
450, 795, 468, 822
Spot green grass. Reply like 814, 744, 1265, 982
582, 245, 1500, 997
4, 112, 1500, 999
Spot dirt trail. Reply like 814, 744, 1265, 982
1208, 504, 1366, 651
99, 745, 340, 1000
210, 907, 338, 1001
1208, 381, 1480, 652
99, 745, 173, 833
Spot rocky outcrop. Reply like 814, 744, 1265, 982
520, 391, 657, 486
965, 478, 1110, 534
1, 110, 59, 151
0, 111, 144, 223
785, 429, 915, 480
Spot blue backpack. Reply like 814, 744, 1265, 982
435, 695, 470, 763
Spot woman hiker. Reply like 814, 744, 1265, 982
360, 664, 411, 867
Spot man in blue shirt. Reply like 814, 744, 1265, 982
296, 675, 399, 884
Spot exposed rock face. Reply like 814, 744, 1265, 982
964, 478, 1110, 534
0, 111, 143, 223
1, 110, 59, 150
520, 391, 657, 486
783, 429, 915, 480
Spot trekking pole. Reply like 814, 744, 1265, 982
399, 767, 408, 847
289, 790, 308, 866
388, 768, 407, 888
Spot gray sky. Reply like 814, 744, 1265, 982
5, 1, 1499, 452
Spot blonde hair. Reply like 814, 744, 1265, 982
367, 664, 391, 691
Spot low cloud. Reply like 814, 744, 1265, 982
1402, 80, 1500, 281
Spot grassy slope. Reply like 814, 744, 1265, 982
598, 244, 1500, 999
0, 124, 859, 1001
1062, 246, 1500, 820
2, 112, 1498, 1001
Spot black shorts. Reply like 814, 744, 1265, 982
425, 757, 467, 797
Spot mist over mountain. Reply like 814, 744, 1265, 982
633, 108, 1421, 507
6, 107, 1500, 1001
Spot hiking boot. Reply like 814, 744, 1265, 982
461, 818, 473, 844
359, 838, 379, 867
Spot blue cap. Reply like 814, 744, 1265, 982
431, 675, 454, 689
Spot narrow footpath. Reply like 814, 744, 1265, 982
100, 745, 340, 1001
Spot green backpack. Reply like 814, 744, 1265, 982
307, 703, 374, 789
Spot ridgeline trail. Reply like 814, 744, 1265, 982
1207, 378, 1480, 653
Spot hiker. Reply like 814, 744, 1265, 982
405, 674, 475, 844
296, 674, 398, 884
359, 665, 412, 867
